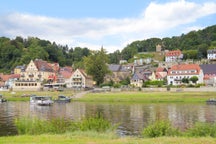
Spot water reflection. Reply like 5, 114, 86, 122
0, 102, 216, 136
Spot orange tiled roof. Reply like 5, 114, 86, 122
168, 64, 201, 75
0, 74, 20, 81
165, 50, 182, 57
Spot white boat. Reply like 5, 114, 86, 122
30, 95, 53, 106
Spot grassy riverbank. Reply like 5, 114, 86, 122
1, 133, 216, 144
1, 91, 216, 102
0, 91, 74, 101
79, 91, 216, 103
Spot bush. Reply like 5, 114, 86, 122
185, 122, 216, 137
142, 120, 181, 138
14, 114, 115, 135
78, 114, 113, 132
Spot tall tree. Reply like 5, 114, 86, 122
84, 48, 110, 86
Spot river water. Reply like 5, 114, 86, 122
0, 101, 216, 136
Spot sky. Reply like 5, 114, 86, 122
0, 0, 216, 53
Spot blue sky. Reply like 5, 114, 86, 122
0, 0, 216, 53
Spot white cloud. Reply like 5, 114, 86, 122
0, 0, 216, 53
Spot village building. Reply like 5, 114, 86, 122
167, 64, 204, 85
0, 73, 20, 89
200, 64, 216, 86
207, 49, 216, 60
68, 69, 93, 89
155, 67, 168, 81
104, 64, 131, 83
13, 59, 58, 91
165, 50, 183, 62
130, 69, 155, 87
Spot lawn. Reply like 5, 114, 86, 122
78, 91, 216, 103
1, 132, 216, 144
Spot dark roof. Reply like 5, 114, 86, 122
108, 64, 121, 72
200, 64, 216, 75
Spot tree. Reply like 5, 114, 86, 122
181, 77, 189, 84
84, 48, 110, 86
190, 76, 198, 84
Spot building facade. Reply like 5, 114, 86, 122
167, 64, 204, 85
165, 50, 183, 62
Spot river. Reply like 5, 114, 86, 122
0, 101, 216, 136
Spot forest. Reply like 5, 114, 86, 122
0, 24, 216, 73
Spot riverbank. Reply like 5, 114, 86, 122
78, 91, 216, 103
1, 132, 216, 144
1, 91, 216, 102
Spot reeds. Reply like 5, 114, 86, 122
14, 114, 115, 135
142, 120, 216, 138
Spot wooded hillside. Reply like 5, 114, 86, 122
0, 24, 216, 73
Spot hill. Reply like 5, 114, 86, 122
0, 24, 216, 72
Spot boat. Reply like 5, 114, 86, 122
30, 95, 53, 106
0, 94, 7, 102
206, 98, 216, 105
54, 95, 71, 103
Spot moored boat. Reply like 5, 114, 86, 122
54, 95, 71, 103
206, 98, 216, 105
30, 95, 53, 106
0, 94, 7, 102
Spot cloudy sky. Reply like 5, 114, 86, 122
0, 0, 216, 53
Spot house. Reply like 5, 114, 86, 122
69, 69, 93, 89
20, 59, 56, 82
13, 59, 57, 91
14, 65, 25, 74
130, 71, 150, 87
200, 64, 216, 86
155, 67, 167, 81
0, 73, 20, 89
207, 49, 216, 60
58, 67, 73, 88
167, 64, 204, 85
104, 64, 131, 83
165, 50, 183, 62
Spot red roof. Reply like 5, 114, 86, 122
0, 74, 20, 81
168, 64, 201, 75
165, 50, 182, 57
60, 71, 72, 79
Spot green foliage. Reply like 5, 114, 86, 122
84, 48, 110, 86
185, 122, 216, 137
182, 77, 189, 84
119, 77, 130, 85
14, 115, 115, 135
142, 120, 181, 138
113, 83, 121, 88
78, 114, 113, 132
0, 36, 91, 72
143, 80, 164, 87
190, 76, 199, 84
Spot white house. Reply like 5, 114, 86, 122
165, 50, 183, 62
68, 69, 93, 89
167, 64, 204, 85
207, 49, 216, 60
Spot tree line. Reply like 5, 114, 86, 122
0, 24, 216, 73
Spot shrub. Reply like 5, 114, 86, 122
142, 120, 181, 138
185, 122, 216, 137
78, 114, 113, 132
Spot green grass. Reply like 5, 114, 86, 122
79, 91, 216, 103
0, 90, 74, 101
1, 133, 216, 144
